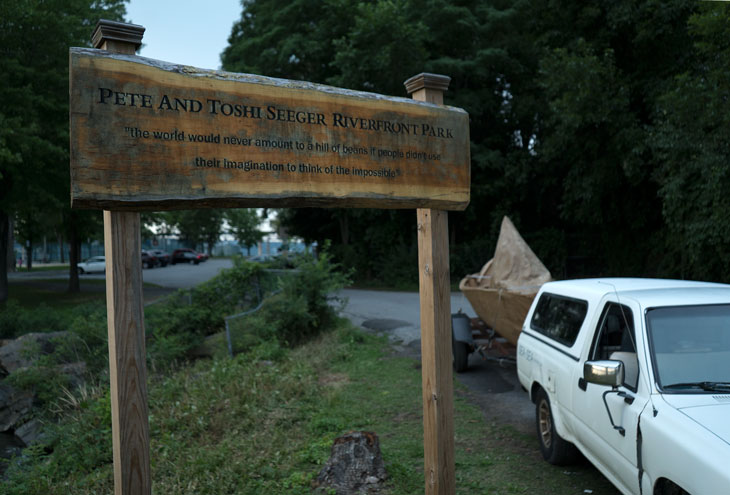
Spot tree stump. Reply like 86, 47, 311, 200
314, 431, 387, 494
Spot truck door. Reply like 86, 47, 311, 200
571, 301, 648, 494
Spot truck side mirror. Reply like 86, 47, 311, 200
584, 360, 624, 389
584, 360, 629, 436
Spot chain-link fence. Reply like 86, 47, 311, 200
144, 268, 297, 357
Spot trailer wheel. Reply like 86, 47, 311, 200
452, 338, 469, 373
535, 388, 576, 465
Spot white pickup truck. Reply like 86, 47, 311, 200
516, 278, 730, 495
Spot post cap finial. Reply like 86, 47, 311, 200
92, 19, 145, 50
404, 73, 451, 95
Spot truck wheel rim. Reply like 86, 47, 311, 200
539, 400, 552, 448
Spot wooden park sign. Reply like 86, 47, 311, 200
70, 50, 469, 211
71, 19, 469, 495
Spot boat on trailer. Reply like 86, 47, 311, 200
453, 216, 551, 371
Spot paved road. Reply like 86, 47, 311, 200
141, 258, 233, 288
338, 289, 476, 349
340, 288, 535, 435
9, 258, 234, 289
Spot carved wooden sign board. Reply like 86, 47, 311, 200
69, 48, 470, 211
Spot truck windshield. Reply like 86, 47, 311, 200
646, 304, 730, 392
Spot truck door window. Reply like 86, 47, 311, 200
592, 303, 639, 390
530, 293, 588, 346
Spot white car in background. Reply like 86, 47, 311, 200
77, 256, 105, 274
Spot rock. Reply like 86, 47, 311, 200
58, 362, 87, 389
15, 418, 43, 446
314, 431, 387, 495
0, 431, 25, 472
0, 382, 33, 433
0, 333, 88, 436
0, 331, 68, 375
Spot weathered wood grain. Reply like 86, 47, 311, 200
104, 210, 150, 495
411, 73, 455, 495
69, 48, 470, 210
417, 208, 455, 495
95, 20, 151, 495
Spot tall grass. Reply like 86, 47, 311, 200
2, 322, 618, 494
1, 252, 617, 494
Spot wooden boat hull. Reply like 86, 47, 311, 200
458, 278, 536, 346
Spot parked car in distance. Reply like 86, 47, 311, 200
171, 248, 205, 265
141, 251, 159, 269
150, 249, 170, 267
517, 278, 730, 495
77, 256, 105, 274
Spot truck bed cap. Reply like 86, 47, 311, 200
542, 278, 730, 307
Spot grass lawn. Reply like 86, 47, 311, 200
13, 265, 70, 273
5, 278, 172, 314
7, 279, 107, 307
2, 320, 618, 494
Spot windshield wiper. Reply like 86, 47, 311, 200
663, 382, 730, 392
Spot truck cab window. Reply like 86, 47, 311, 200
530, 293, 588, 346
592, 304, 639, 390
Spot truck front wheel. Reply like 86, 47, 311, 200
535, 388, 576, 465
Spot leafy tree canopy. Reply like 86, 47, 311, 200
0, 0, 126, 300
225, 0, 729, 284
162, 210, 225, 255
226, 209, 264, 255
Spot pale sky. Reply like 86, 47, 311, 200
124, 1, 276, 241
125, 0, 242, 70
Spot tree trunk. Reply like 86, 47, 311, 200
6, 216, 15, 273
0, 211, 9, 303
58, 232, 65, 263
68, 219, 80, 293
337, 210, 350, 245
450, 216, 456, 247
25, 240, 32, 271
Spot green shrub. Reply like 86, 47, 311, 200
0, 300, 68, 339
148, 331, 203, 365
58, 304, 109, 374
6, 364, 71, 405
236, 292, 314, 347
144, 260, 275, 362
228, 248, 351, 352
193, 258, 274, 320
281, 248, 351, 333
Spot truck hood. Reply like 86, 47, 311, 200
661, 395, 730, 445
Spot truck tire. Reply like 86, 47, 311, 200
535, 388, 576, 465
453, 338, 469, 373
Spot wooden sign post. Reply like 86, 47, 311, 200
71, 20, 469, 495
406, 74, 456, 495
92, 20, 151, 495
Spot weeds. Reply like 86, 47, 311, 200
0, 300, 68, 339
1, 252, 617, 495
